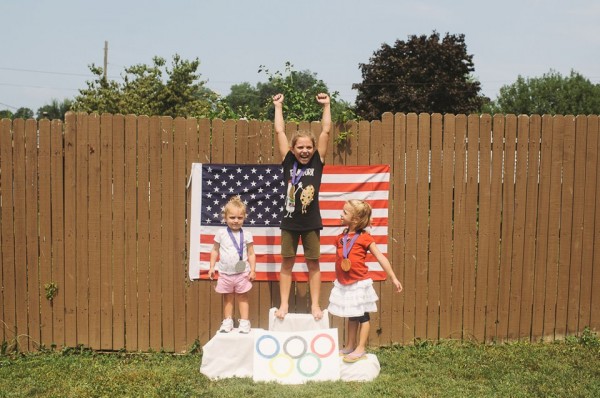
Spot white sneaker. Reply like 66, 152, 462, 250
219, 318, 233, 333
238, 319, 251, 334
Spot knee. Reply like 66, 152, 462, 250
306, 260, 320, 271
280, 260, 294, 271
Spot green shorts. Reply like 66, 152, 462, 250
281, 229, 321, 260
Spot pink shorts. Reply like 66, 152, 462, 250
215, 272, 252, 294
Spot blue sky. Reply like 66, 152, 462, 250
1, 0, 599, 112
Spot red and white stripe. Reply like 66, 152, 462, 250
190, 164, 390, 281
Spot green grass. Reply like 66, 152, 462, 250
1, 332, 600, 398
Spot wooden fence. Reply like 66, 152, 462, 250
1, 112, 599, 353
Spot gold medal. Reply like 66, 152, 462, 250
341, 258, 352, 272
341, 231, 360, 272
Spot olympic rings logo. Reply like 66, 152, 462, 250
255, 332, 336, 378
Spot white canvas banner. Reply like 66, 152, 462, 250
252, 328, 340, 384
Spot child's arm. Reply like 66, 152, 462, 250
247, 243, 256, 281
369, 242, 403, 293
208, 243, 220, 280
272, 93, 289, 158
316, 93, 331, 162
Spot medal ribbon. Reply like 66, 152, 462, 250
227, 227, 244, 260
291, 161, 307, 186
342, 231, 361, 259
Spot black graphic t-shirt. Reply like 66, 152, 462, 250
280, 150, 324, 231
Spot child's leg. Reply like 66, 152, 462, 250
237, 292, 249, 320
275, 257, 294, 319
304, 231, 322, 320
353, 319, 370, 355
306, 259, 322, 319
343, 318, 359, 352
223, 293, 234, 319
343, 319, 370, 362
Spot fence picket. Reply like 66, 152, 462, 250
544, 116, 565, 340
427, 113, 443, 341
532, 115, 553, 339
404, 114, 418, 342
507, 115, 529, 340
112, 115, 126, 349
415, 114, 430, 340
581, 116, 599, 329
63, 113, 78, 347
50, 119, 66, 347
137, 115, 151, 351
88, 114, 101, 349
520, 115, 541, 341
173, 117, 187, 352
198, 117, 213, 339
474, 114, 492, 342
185, 117, 201, 343
439, 114, 455, 340
25, 119, 41, 351
556, 116, 576, 338
160, 116, 174, 351
12, 119, 28, 351
148, 116, 162, 350
37, 120, 52, 347
392, 113, 407, 344
99, 113, 114, 350
591, 115, 600, 329
464, 114, 479, 340
567, 115, 588, 335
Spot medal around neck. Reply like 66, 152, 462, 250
341, 258, 352, 272
227, 228, 246, 273
341, 231, 361, 272
235, 260, 247, 273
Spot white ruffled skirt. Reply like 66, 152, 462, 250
327, 278, 378, 318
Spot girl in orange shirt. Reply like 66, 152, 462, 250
327, 199, 403, 363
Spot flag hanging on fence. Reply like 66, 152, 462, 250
188, 163, 390, 282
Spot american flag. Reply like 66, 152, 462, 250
188, 163, 390, 282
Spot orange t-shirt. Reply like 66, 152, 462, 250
334, 231, 375, 285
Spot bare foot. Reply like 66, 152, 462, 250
311, 306, 323, 320
275, 305, 288, 319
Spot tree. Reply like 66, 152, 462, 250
259, 62, 331, 122
353, 31, 485, 119
13, 107, 34, 119
485, 70, 600, 115
36, 98, 74, 121
72, 54, 221, 118
222, 62, 356, 123
224, 82, 264, 119
222, 63, 332, 121
72, 64, 122, 114
0, 109, 13, 119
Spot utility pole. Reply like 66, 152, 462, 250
103, 41, 108, 81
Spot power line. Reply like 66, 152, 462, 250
0, 82, 79, 91
0, 66, 93, 77
0, 66, 121, 80
0, 101, 18, 110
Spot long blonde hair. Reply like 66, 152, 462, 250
346, 199, 372, 231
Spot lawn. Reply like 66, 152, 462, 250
1, 331, 599, 397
